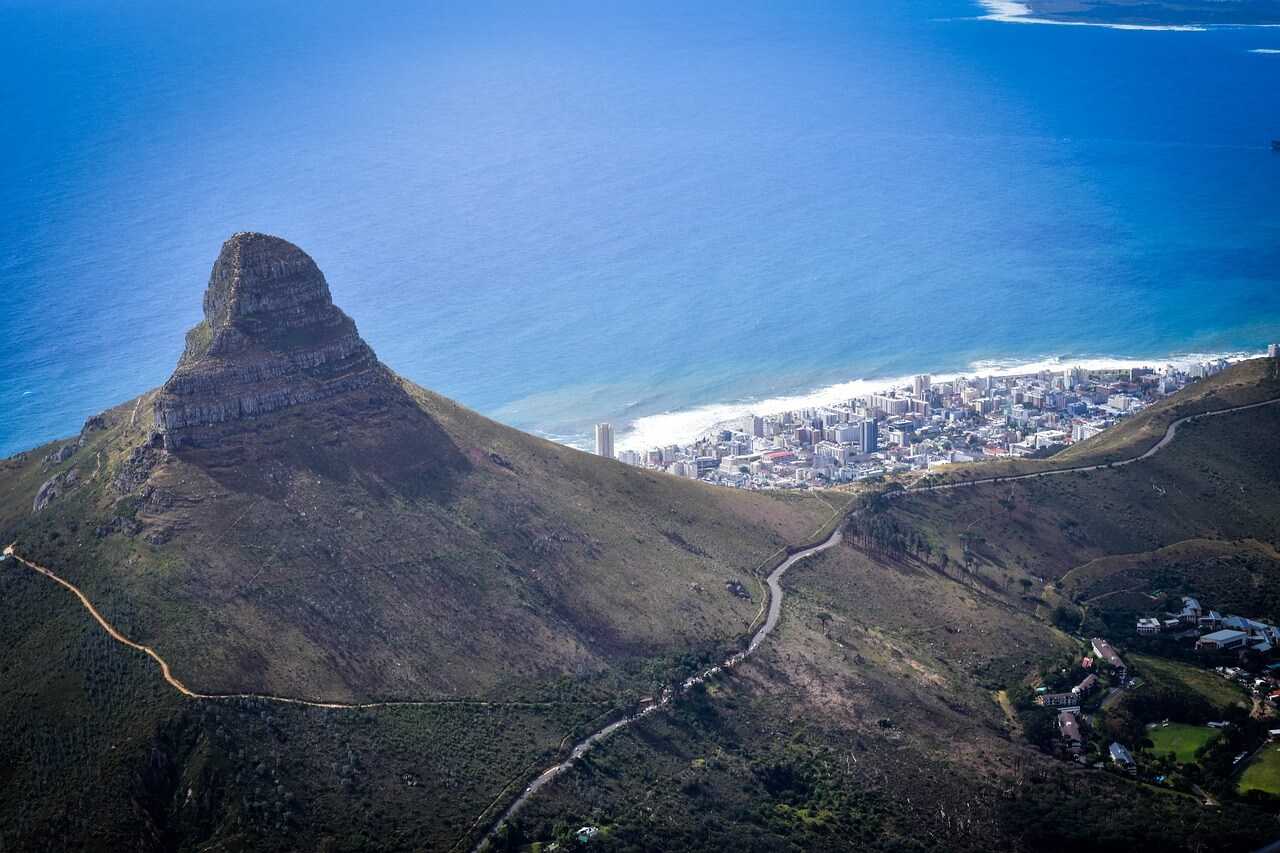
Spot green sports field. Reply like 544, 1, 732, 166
1146, 723, 1217, 765
1239, 744, 1280, 796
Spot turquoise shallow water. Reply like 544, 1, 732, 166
1, 0, 1279, 456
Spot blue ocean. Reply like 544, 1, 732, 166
2, 0, 1279, 457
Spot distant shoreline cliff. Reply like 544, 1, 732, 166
979, 0, 1280, 29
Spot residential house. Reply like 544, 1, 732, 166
1059, 711, 1084, 755
1073, 674, 1098, 697
1109, 742, 1136, 772
1091, 638, 1128, 681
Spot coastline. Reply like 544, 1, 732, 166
611, 348, 1261, 453
975, 0, 1280, 31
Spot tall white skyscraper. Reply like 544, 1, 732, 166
912, 374, 931, 398
594, 423, 615, 459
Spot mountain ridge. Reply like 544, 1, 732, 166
0, 233, 842, 704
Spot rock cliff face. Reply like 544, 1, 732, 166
153, 233, 389, 449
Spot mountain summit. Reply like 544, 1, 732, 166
0, 233, 837, 702
153, 232, 387, 450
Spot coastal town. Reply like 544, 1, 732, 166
599, 355, 1266, 488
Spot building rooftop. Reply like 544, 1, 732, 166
1200, 629, 1248, 643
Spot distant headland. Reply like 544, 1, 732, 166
979, 0, 1280, 29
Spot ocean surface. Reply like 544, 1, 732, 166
2, 0, 1279, 458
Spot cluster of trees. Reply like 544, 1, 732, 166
844, 512, 925, 559
998, 771, 1276, 851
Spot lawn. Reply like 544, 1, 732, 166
1146, 722, 1217, 764
1238, 743, 1280, 796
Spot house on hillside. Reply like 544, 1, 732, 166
1059, 711, 1084, 755
1091, 638, 1128, 681
1109, 742, 1136, 772
1199, 610, 1224, 632
1196, 629, 1248, 652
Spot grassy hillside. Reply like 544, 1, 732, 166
0, 231, 861, 852
0, 376, 841, 703
889, 398, 1280, 586
501, 536, 1277, 852
0, 373, 849, 851
1062, 539, 1280, 624
0, 555, 606, 853
1132, 654, 1250, 712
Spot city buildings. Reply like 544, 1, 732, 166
608, 359, 1229, 491
594, 422, 614, 459
860, 418, 878, 455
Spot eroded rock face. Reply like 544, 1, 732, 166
152, 233, 388, 449
33, 468, 79, 513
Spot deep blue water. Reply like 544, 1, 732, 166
2, 0, 1279, 456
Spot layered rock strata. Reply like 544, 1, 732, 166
153, 233, 389, 449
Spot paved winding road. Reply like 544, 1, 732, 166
466, 530, 847, 852
915, 394, 1280, 492
4, 391, 1279, 851
469, 392, 1280, 850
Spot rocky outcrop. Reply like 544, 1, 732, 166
94, 515, 143, 538
42, 443, 77, 469
81, 413, 108, 435
152, 233, 390, 450
112, 445, 160, 496
33, 468, 79, 513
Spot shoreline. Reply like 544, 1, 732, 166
974, 0, 1280, 31
611, 348, 1261, 453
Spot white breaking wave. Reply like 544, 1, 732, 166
975, 0, 1208, 31
1249, 48, 1280, 53
615, 349, 1259, 452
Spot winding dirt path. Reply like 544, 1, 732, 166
0, 544, 598, 712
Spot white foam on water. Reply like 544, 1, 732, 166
975, 0, 1208, 31
615, 349, 1259, 452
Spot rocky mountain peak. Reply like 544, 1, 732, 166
206, 232, 330, 326
153, 233, 389, 449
